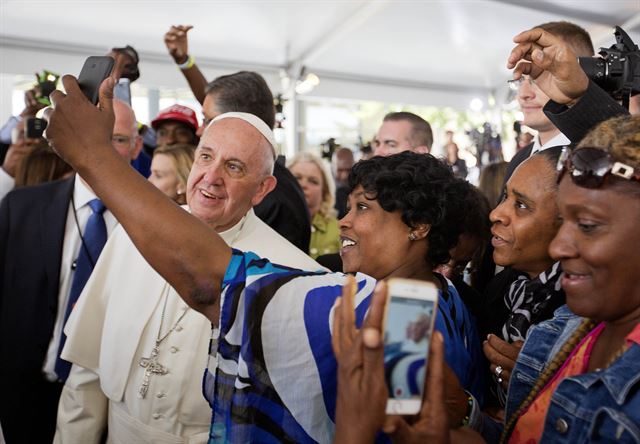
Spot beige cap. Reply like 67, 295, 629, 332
208, 112, 276, 159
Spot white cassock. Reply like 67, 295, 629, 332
55, 208, 323, 444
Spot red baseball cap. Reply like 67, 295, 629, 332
151, 104, 199, 132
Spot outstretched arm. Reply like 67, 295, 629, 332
164, 25, 209, 105
45, 76, 230, 321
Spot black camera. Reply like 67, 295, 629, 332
321, 137, 338, 160
578, 26, 640, 107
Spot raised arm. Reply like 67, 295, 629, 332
507, 27, 628, 142
164, 25, 209, 105
46, 76, 230, 321
507, 28, 590, 106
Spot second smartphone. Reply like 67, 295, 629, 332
383, 278, 439, 415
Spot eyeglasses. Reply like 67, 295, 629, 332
557, 146, 640, 189
507, 75, 535, 91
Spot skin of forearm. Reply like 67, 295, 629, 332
181, 64, 208, 105
75, 143, 229, 320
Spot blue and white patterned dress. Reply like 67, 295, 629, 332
203, 250, 484, 443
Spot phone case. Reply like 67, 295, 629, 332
78, 56, 115, 105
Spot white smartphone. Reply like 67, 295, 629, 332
383, 278, 439, 415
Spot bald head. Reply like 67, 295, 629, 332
112, 99, 141, 161
332, 147, 354, 186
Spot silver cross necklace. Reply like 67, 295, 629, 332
138, 285, 189, 398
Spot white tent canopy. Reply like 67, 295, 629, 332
1, 0, 639, 124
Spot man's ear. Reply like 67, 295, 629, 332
251, 175, 278, 207
130, 135, 143, 160
410, 223, 431, 240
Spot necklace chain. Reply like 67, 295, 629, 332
138, 284, 189, 398
154, 214, 245, 344
156, 285, 189, 345
597, 342, 629, 371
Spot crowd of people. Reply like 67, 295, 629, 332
0, 18, 638, 444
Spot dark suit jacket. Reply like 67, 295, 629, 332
503, 143, 533, 185
254, 160, 311, 253
544, 80, 629, 142
0, 176, 73, 442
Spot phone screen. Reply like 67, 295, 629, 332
384, 284, 437, 414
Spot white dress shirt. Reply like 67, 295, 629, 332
530, 132, 571, 157
42, 176, 118, 381
0, 168, 15, 202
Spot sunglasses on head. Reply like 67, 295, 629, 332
557, 146, 640, 189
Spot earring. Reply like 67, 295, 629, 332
408, 232, 417, 241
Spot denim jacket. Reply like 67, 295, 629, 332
480, 305, 640, 443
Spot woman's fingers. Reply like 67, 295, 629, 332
424, 332, 446, 412
362, 280, 388, 331
342, 275, 357, 343
331, 297, 343, 356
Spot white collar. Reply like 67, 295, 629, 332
217, 208, 255, 245
531, 132, 571, 156
73, 175, 100, 211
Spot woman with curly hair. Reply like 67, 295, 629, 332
288, 152, 341, 258
340, 151, 484, 400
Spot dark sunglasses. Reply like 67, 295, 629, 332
557, 146, 640, 189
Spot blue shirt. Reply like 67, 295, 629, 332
204, 250, 484, 443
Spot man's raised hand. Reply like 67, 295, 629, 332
164, 25, 194, 65
507, 27, 589, 106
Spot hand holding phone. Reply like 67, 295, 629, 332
77, 56, 115, 105
44, 66, 117, 166
332, 277, 389, 444
384, 278, 438, 415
